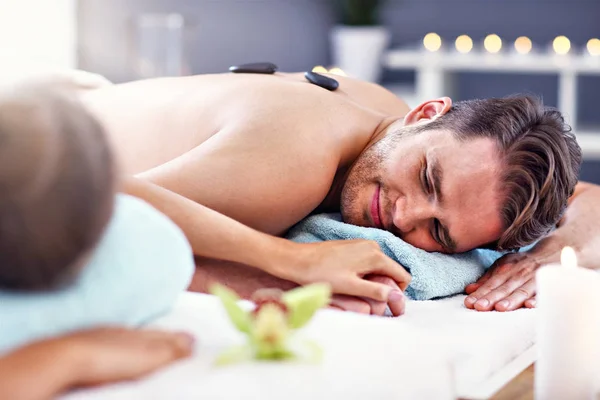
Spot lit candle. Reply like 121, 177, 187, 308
423, 32, 442, 53
483, 34, 503, 54
455, 35, 473, 54
552, 35, 571, 55
514, 36, 533, 56
535, 247, 600, 400
586, 38, 600, 57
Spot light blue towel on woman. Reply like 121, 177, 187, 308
287, 213, 505, 301
0, 194, 194, 354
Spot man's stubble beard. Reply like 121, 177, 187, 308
340, 140, 388, 226
339, 125, 413, 226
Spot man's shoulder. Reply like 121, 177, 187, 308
333, 75, 411, 116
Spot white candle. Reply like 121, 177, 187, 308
535, 247, 600, 400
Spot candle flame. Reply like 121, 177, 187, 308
328, 67, 347, 76
553, 36, 571, 55
484, 34, 503, 54
514, 36, 532, 55
423, 33, 442, 52
561, 246, 577, 268
455, 35, 473, 54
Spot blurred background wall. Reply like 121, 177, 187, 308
1, 0, 599, 182
77, 0, 600, 124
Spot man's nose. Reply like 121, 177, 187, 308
393, 196, 434, 234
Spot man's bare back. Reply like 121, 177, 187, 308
82, 73, 409, 235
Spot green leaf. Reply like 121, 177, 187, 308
301, 339, 324, 364
254, 339, 296, 361
214, 345, 253, 366
334, 0, 384, 26
210, 284, 252, 334
282, 283, 331, 329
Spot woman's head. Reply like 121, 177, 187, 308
0, 83, 115, 290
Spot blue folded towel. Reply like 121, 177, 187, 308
286, 213, 505, 301
0, 194, 194, 354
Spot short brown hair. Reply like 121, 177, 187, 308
415, 95, 582, 251
0, 83, 115, 290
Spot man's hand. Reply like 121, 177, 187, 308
287, 240, 411, 308
192, 257, 406, 316
464, 253, 540, 311
329, 275, 406, 316
465, 182, 600, 312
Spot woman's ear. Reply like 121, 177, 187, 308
404, 97, 452, 126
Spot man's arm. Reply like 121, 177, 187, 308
121, 177, 411, 309
464, 181, 600, 312
190, 257, 406, 316
121, 176, 295, 278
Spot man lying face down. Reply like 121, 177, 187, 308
337, 97, 580, 253
0, 83, 115, 290
80, 71, 587, 315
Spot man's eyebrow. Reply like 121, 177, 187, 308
430, 158, 444, 203
439, 223, 457, 253
430, 158, 457, 252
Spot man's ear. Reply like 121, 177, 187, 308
404, 97, 452, 126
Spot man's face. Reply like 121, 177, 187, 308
340, 126, 505, 253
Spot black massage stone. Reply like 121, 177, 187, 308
229, 62, 278, 74
304, 71, 339, 91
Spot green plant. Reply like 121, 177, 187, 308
334, 0, 384, 26
210, 283, 331, 365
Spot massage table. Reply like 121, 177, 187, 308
61, 292, 535, 400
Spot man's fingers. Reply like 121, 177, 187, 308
334, 276, 406, 316
330, 295, 371, 314
362, 275, 405, 317
464, 283, 479, 295
464, 273, 510, 310
471, 278, 525, 311
362, 297, 389, 316
387, 290, 405, 317
346, 279, 400, 303
465, 269, 493, 295
524, 297, 537, 308
465, 253, 527, 297
372, 258, 412, 291
494, 280, 537, 312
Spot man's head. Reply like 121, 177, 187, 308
341, 95, 581, 253
0, 83, 115, 290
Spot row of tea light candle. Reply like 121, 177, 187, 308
422, 33, 600, 57
536, 246, 600, 400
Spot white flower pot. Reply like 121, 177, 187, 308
330, 25, 391, 83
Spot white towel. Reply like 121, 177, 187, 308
61, 293, 536, 400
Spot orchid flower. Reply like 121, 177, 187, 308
210, 283, 331, 365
